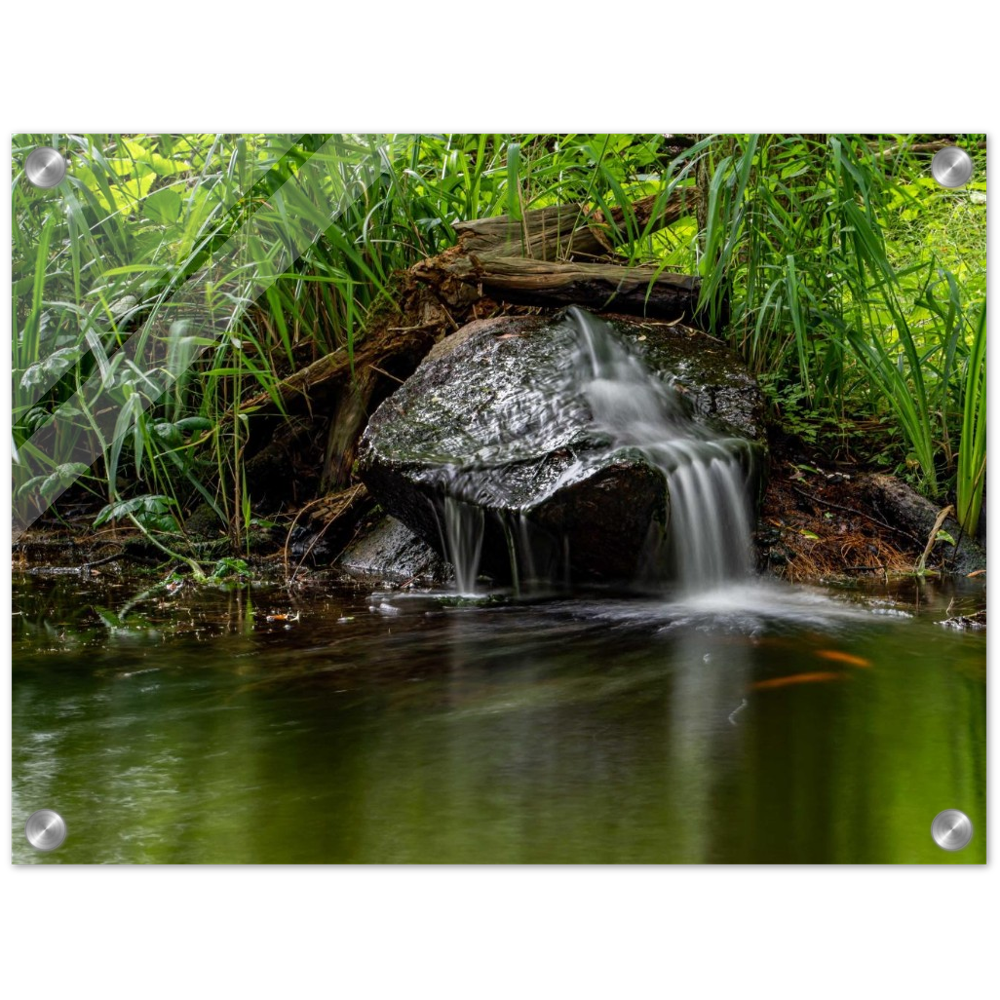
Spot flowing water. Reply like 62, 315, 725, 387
12, 571, 985, 864
435, 308, 758, 594
572, 306, 756, 590
10, 312, 985, 864
439, 497, 485, 596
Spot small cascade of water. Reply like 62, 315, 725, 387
441, 496, 485, 595
497, 511, 568, 597
432, 308, 756, 595
517, 514, 537, 586
569, 306, 755, 592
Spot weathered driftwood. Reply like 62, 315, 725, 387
453, 204, 611, 262
590, 187, 702, 244
240, 322, 440, 419
452, 256, 704, 323
442, 188, 711, 324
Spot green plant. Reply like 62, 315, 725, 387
955, 301, 986, 535
682, 133, 985, 505
12, 133, 986, 554
758, 375, 819, 445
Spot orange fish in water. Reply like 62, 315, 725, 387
752, 671, 843, 691
815, 649, 872, 669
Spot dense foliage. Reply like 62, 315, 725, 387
11, 133, 987, 552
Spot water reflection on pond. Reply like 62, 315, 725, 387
12, 572, 985, 864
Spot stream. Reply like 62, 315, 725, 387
12, 570, 985, 863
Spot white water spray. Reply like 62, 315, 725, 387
570, 307, 756, 591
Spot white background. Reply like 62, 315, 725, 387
3, 880, 996, 1000
2, 0, 997, 121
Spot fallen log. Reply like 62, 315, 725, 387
859, 473, 986, 575
451, 256, 706, 324
589, 187, 703, 244
453, 204, 611, 261
437, 188, 714, 326
239, 315, 441, 417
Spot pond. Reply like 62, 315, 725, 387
12, 571, 985, 864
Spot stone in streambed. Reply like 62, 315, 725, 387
357, 309, 764, 583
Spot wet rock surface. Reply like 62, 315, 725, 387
357, 309, 765, 583
337, 515, 447, 585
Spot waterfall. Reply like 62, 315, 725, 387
441, 496, 485, 595
570, 306, 755, 591
433, 307, 756, 595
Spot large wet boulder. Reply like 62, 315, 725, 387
357, 309, 765, 584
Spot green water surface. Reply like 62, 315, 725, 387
12, 572, 986, 864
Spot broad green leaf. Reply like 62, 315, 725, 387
144, 187, 183, 225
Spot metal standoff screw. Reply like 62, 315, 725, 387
930, 809, 973, 851
930, 146, 974, 189
24, 147, 68, 189
25, 809, 68, 851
